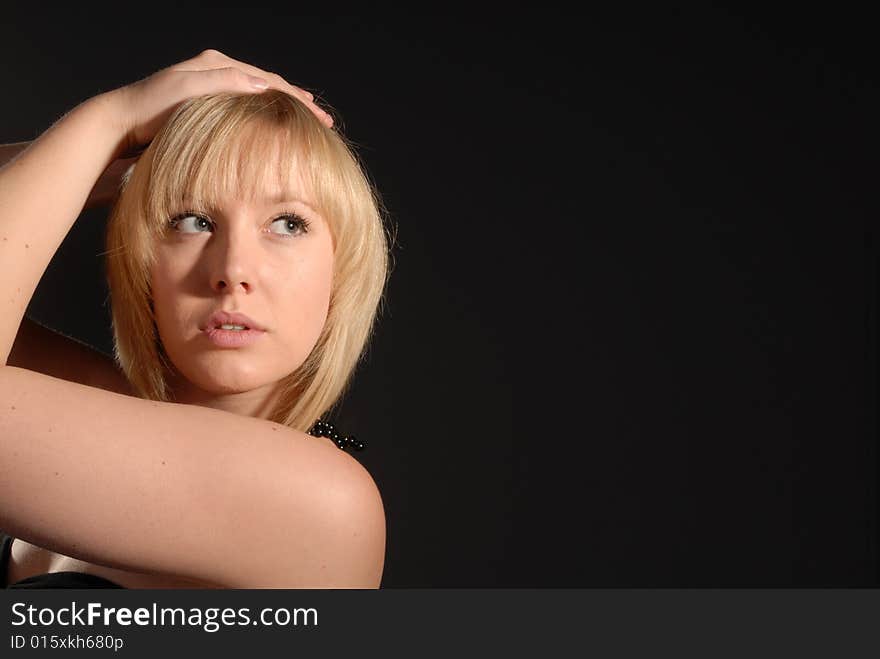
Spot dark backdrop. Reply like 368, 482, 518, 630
1, 9, 875, 586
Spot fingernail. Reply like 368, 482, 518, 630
248, 76, 269, 89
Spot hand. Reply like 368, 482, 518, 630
105, 49, 333, 156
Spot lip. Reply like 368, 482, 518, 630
201, 311, 266, 332
201, 310, 267, 348
203, 326, 266, 348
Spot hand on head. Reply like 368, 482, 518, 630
108, 49, 333, 158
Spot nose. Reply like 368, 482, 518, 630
209, 227, 255, 294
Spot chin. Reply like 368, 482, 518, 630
174, 354, 279, 396
199, 377, 267, 396
161, 337, 307, 399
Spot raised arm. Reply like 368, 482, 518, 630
0, 49, 330, 365
0, 51, 382, 588
0, 141, 138, 210
0, 91, 123, 363
2, 138, 141, 391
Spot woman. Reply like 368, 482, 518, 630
0, 49, 390, 588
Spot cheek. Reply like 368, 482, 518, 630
274, 250, 334, 342
149, 252, 191, 336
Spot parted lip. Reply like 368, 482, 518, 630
201, 311, 266, 332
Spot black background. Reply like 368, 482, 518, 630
1, 9, 875, 587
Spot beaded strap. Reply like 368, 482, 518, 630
308, 418, 365, 452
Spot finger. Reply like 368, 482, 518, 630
174, 67, 333, 128
179, 66, 331, 126
177, 66, 271, 96
236, 70, 332, 127
265, 75, 333, 126
185, 50, 333, 126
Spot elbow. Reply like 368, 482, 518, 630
316, 466, 387, 589
297, 465, 387, 589
226, 444, 387, 590
240, 459, 387, 590
350, 469, 387, 588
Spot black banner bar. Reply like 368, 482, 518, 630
2, 589, 879, 657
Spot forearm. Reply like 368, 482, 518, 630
0, 93, 126, 364
0, 140, 135, 212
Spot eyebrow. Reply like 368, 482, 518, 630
268, 195, 316, 208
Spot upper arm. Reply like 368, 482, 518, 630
0, 366, 384, 588
8, 316, 133, 395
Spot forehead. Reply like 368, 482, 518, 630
190, 128, 313, 201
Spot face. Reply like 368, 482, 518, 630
149, 177, 334, 406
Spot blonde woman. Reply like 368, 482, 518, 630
0, 49, 390, 588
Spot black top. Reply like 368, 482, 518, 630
1, 531, 123, 589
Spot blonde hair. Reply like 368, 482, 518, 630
105, 90, 392, 431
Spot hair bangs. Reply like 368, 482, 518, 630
143, 94, 327, 240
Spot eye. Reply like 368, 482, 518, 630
169, 213, 214, 233
268, 213, 311, 237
